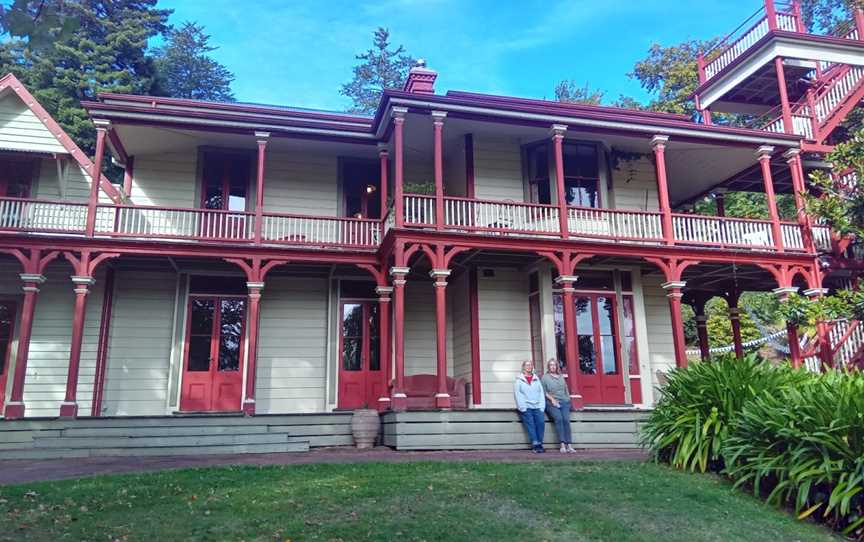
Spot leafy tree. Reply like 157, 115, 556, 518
341, 27, 415, 115
153, 21, 235, 102
628, 39, 716, 117
554, 80, 605, 105
0, 0, 171, 153
799, 0, 858, 34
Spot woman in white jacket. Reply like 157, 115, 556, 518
514, 360, 546, 453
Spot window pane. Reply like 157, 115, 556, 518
188, 336, 211, 371
578, 335, 596, 374
342, 304, 362, 337
343, 338, 362, 371
621, 296, 635, 337
0, 302, 13, 340
601, 335, 618, 375
190, 299, 214, 335
622, 336, 639, 375
218, 299, 245, 372
563, 143, 599, 178
596, 297, 614, 334
565, 180, 599, 208
575, 297, 592, 332
369, 339, 380, 371
0, 340, 8, 374
553, 294, 567, 371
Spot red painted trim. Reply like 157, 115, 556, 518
551, 132, 569, 239
464, 134, 475, 199
122, 156, 134, 199
393, 117, 405, 228
243, 288, 261, 415
255, 139, 267, 245
433, 115, 445, 231
106, 128, 129, 165
85, 128, 107, 237
758, 154, 785, 251
379, 150, 389, 218
774, 57, 793, 134
433, 275, 449, 407
0, 299, 17, 412
378, 294, 391, 408
0, 74, 121, 203
90, 267, 114, 416
652, 141, 675, 245
468, 267, 481, 405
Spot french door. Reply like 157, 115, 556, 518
337, 301, 382, 409
200, 153, 250, 239
180, 296, 246, 412
573, 293, 625, 404
0, 301, 16, 411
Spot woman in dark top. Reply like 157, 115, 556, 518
541, 359, 575, 453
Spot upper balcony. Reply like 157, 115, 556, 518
0, 89, 833, 257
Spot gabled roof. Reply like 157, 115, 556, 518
0, 73, 121, 203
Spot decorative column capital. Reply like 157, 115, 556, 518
803, 287, 828, 298
19, 273, 46, 284
431, 110, 447, 124
651, 135, 669, 150
662, 280, 686, 298
429, 269, 451, 287
93, 119, 111, 132
375, 286, 394, 300
71, 276, 95, 294
254, 131, 270, 142
377, 143, 389, 157
390, 266, 409, 286
391, 106, 408, 121
728, 307, 741, 319
773, 286, 799, 298
755, 145, 775, 159
550, 124, 567, 139
554, 275, 579, 285
782, 148, 801, 162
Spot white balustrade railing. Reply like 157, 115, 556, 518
829, 319, 864, 368
403, 194, 435, 225
0, 198, 88, 232
814, 66, 864, 122
444, 197, 560, 234
705, 17, 770, 79
792, 113, 814, 139
812, 224, 832, 251
780, 223, 806, 250
262, 213, 380, 247
98, 205, 254, 241
776, 13, 799, 32
672, 214, 775, 248
568, 207, 663, 241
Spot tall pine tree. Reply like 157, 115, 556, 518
153, 22, 235, 102
341, 28, 415, 115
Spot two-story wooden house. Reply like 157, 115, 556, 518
0, 0, 861, 455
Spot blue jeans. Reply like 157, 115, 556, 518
546, 400, 572, 445
520, 408, 545, 446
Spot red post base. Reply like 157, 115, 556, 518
3, 402, 25, 419
376, 397, 391, 412
242, 400, 256, 416
391, 394, 408, 412
434, 393, 452, 409
570, 394, 585, 410
59, 402, 78, 418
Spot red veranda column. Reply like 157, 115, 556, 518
60, 275, 96, 417
254, 131, 269, 245
375, 286, 393, 411
390, 265, 409, 411
805, 286, 833, 368
757, 145, 785, 252
378, 146, 389, 218
555, 275, 584, 409
651, 135, 675, 245
784, 148, 816, 253
774, 286, 803, 368
3, 273, 46, 419
432, 111, 446, 230
430, 268, 451, 408
663, 281, 689, 368
551, 124, 569, 239
392, 107, 407, 228
85, 121, 109, 237
243, 281, 264, 415
774, 57, 794, 135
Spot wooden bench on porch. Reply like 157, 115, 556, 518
400, 375, 470, 410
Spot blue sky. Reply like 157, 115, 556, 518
160, 0, 762, 112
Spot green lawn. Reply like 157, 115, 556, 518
0, 461, 840, 542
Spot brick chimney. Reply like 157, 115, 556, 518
403, 59, 437, 94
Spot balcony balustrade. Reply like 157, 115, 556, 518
0, 195, 834, 255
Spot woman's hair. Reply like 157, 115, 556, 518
521, 360, 533, 372
547, 358, 558, 371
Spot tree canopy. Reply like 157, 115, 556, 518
340, 27, 415, 116
153, 21, 235, 102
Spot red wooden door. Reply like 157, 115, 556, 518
0, 301, 17, 411
573, 293, 626, 404
180, 296, 246, 412
337, 301, 382, 409
200, 154, 250, 239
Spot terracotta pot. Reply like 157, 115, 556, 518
351, 409, 381, 449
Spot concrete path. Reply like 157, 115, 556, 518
0, 447, 647, 485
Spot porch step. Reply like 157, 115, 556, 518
31, 432, 294, 449
0, 441, 309, 460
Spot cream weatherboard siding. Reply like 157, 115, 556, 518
476, 268, 532, 409
403, 281, 454, 377
449, 272, 472, 382
263, 152, 339, 217
0, 92, 67, 154
255, 277, 329, 413
16, 263, 104, 417
100, 270, 176, 416
472, 136, 525, 202
131, 153, 198, 208
641, 274, 676, 381
610, 156, 660, 212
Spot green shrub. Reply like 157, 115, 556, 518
640, 353, 803, 473
724, 370, 864, 538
